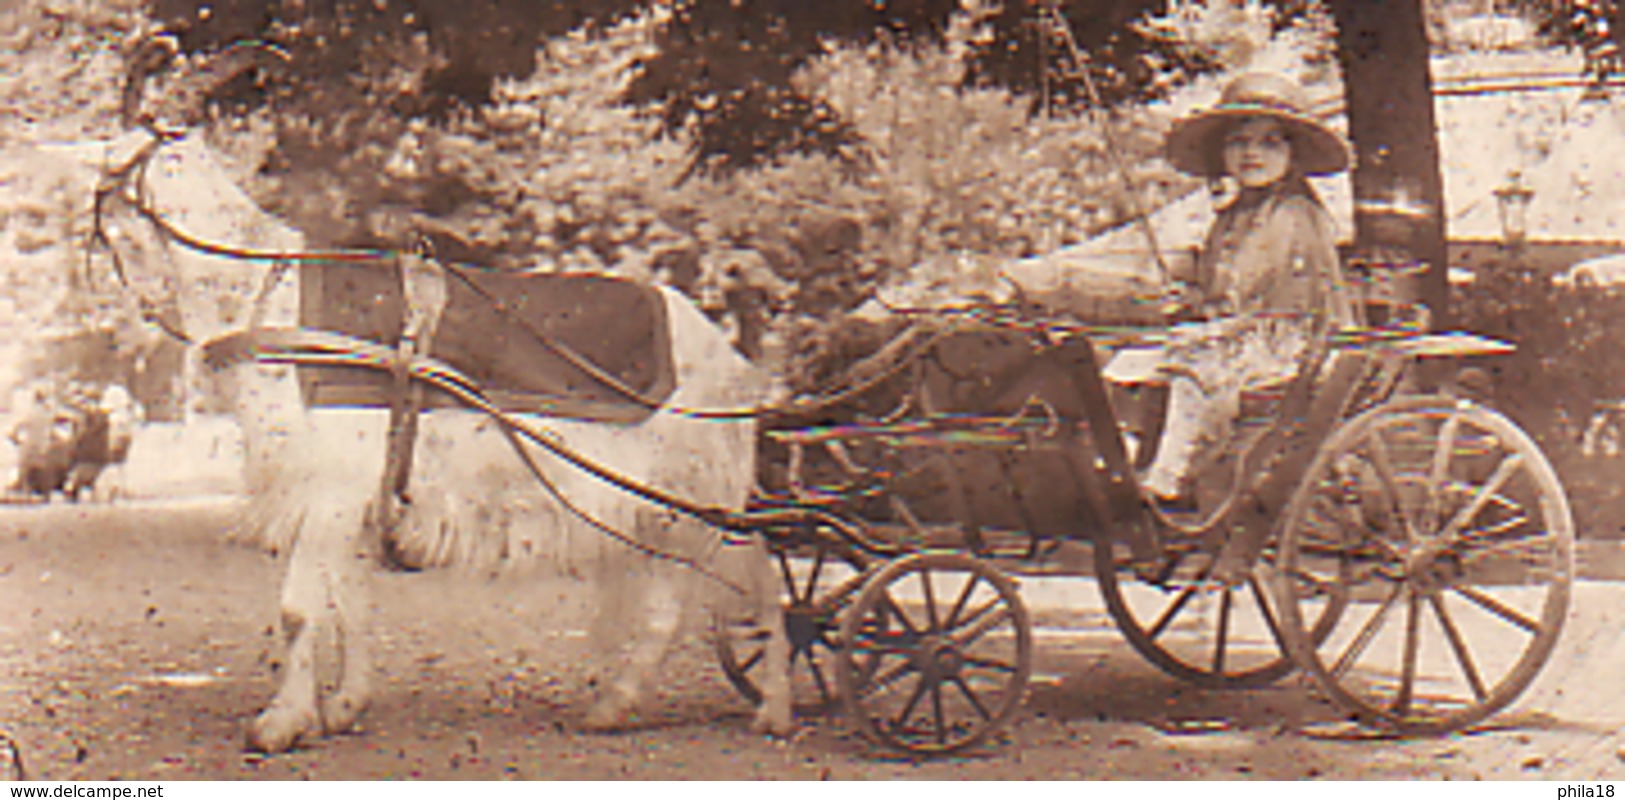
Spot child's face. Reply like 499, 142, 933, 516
1222, 118, 1292, 188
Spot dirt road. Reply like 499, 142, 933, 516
2, 501, 1622, 780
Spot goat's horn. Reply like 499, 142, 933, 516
135, 40, 292, 134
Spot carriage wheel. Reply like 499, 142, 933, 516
836, 553, 1032, 754
1275, 396, 1573, 734
1093, 526, 1350, 689
713, 544, 871, 714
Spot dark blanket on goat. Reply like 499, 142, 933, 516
298, 266, 675, 424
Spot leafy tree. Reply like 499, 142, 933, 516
141, 0, 1220, 170
1325, 0, 1449, 328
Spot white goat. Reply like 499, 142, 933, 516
95, 129, 791, 753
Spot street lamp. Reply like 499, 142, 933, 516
1494, 171, 1535, 247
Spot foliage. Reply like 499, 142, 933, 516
142, 0, 1224, 170
213, 13, 1188, 389
0, 0, 145, 314
236, 15, 689, 270
653, 29, 1190, 388
1513, 0, 1625, 78
0, 0, 144, 138
1456, 265, 1625, 426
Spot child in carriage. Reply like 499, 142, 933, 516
1137, 72, 1357, 504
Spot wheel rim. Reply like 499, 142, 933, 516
836, 553, 1032, 754
714, 546, 869, 714
1094, 535, 1347, 688
1276, 396, 1573, 734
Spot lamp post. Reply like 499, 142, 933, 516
1494, 171, 1535, 249
1489, 171, 1537, 352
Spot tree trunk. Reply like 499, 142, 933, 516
1326, 0, 1449, 330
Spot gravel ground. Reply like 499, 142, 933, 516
3, 500, 1623, 781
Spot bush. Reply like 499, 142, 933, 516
672, 31, 1192, 389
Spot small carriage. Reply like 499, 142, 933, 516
272, 257, 1576, 754
711, 297, 1571, 754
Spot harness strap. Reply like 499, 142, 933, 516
201, 326, 908, 555
374, 251, 449, 567
204, 326, 733, 517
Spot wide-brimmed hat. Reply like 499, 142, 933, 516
1165, 72, 1350, 178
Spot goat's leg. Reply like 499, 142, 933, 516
581, 558, 681, 731
319, 534, 372, 735
744, 543, 792, 737
581, 520, 682, 728
247, 529, 324, 753
248, 495, 368, 752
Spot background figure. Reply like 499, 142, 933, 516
9, 383, 76, 499
1140, 72, 1356, 502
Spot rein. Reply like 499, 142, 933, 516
93, 145, 930, 423
90, 134, 915, 585
202, 326, 906, 559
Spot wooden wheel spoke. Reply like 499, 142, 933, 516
961, 654, 1019, 673
806, 650, 835, 704
1365, 431, 1420, 543
1268, 399, 1573, 733
1394, 590, 1421, 716
1282, 564, 1341, 598
1465, 511, 1531, 540
1437, 454, 1525, 548
1248, 575, 1287, 651
890, 669, 930, 727
737, 647, 765, 675
952, 604, 1013, 649
1333, 581, 1404, 679
813, 571, 871, 616
944, 573, 981, 630
861, 657, 919, 701
777, 550, 797, 599
841, 555, 1029, 752
1212, 587, 1234, 674
879, 591, 921, 635
951, 675, 994, 721
1424, 410, 1462, 533
920, 570, 942, 632
1308, 493, 1363, 542
1147, 583, 1202, 641
1451, 585, 1542, 634
1429, 592, 1488, 702
1458, 528, 1551, 566
803, 548, 828, 604
816, 629, 839, 652
1308, 492, 1406, 565
728, 619, 771, 642
931, 683, 948, 745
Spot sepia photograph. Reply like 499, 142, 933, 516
0, 0, 1623, 782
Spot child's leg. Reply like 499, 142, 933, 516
1141, 373, 1206, 499
1140, 320, 1252, 499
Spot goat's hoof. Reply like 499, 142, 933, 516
580, 696, 639, 732
321, 691, 369, 735
247, 704, 321, 753
750, 706, 795, 738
